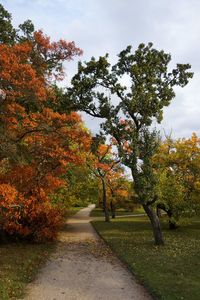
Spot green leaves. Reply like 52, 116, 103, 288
0, 4, 17, 45
69, 42, 193, 129
69, 42, 193, 228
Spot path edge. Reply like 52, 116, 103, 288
90, 219, 157, 300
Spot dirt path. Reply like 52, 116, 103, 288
25, 205, 152, 300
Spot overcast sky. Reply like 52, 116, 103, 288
2, 0, 200, 139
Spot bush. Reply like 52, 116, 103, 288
0, 184, 63, 242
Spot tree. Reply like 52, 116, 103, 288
153, 133, 200, 228
52, 164, 99, 210
106, 166, 132, 218
87, 140, 120, 222
0, 4, 17, 44
68, 43, 193, 245
0, 5, 86, 241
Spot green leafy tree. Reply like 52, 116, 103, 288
153, 133, 200, 228
0, 4, 17, 44
155, 170, 185, 229
68, 43, 193, 245
51, 164, 98, 210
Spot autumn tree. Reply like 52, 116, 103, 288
68, 43, 193, 245
0, 5, 86, 241
153, 133, 200, 228
87, 138, 121, 222
106, 166, 132, 218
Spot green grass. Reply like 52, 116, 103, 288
90, 207, 144, 217
0, 241, 55, 299
65, 206, 84, 217
92, 215, 200, 300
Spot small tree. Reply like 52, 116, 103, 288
88, 140, 120, 222
68, 43, 193, 245
153, 133, 200, 228
107, 167, 132, 218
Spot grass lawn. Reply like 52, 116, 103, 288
0, 241, 55, 299
90, 207, 144, 217
0, 206, 83, 299
66, 206, 84, 217
92, 215, 200, 300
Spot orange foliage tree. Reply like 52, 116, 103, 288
0, 6, 88, 241
106, 166, 133, 217
87, 139, 124, 222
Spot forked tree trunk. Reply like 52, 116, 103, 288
157, 204, 178, 230
156, 206, 162, 218
143, 204, 164, 245
101, 177, 110, 222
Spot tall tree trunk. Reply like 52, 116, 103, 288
109, 185, 116, 218
143, 204, 164, 245
110, 200, 116, 218
101, 177, 110, 222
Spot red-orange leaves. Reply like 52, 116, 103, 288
0, 43, 46, 103
0, 109, 91, 240
0, 17, 86, 241
0, 184, 18, 206
0, 184, 63, 241
33, 30, 83, 79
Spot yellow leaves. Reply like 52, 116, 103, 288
194, 181, 200, 191
116, 189, 129, 198
153, 133, 200, 223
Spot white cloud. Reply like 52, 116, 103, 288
1, 0, 199, 138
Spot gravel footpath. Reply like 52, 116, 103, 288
25, 205, 152, 300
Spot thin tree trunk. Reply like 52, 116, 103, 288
143, 204, 164, 245
110, 200, 116, 218
101, 177, 110, 222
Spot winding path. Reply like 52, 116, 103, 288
25, 205, 152, 300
